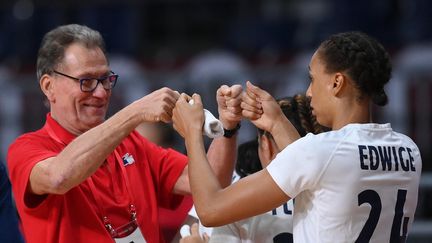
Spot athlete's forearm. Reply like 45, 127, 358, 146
187, 134, 290, 227
30, 104, 142, 195
172, 122, 237, 195
270, 116, 301, 150
185, 131, 224, 218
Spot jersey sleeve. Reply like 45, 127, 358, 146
209, 224, 242, 243
266, 133, 333, 198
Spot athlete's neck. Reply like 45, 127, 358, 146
331, 100, 371, 130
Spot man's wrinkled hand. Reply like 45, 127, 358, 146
137, 87, 180, 123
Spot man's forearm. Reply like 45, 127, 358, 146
31, 104, 142, 194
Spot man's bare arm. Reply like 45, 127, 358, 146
30, 88, 179, 195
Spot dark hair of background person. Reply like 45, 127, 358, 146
258, 94, 326, 138
317, 31, 392, 106
235, 140, 261, 178
36, 24, 106, 81
236, 94, 326, 178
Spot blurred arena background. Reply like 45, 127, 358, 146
0, 0, 431, 242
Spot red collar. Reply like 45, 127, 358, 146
44, 113, 77, 145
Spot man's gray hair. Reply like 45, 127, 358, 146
36, 24, 106, 80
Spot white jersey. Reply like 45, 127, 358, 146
187, 172, 243, 237
267, 123, 422, 243
209, 200, 294, 243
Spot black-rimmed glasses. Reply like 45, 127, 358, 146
53, 70, 118, 92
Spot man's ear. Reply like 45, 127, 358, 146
332, 72, 345, 96
40, 74, 55, 102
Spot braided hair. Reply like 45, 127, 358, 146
317, 31, 392, 106
257, 94, 326, 138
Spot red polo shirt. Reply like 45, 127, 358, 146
7, 113, 187, 243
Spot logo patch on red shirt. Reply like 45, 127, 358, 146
122, 153, 135, 166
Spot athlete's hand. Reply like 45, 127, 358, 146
216, 84, 243, 129
172, 93, 205, 138
180, 223, 210, 243
136, 87, 180, 123
241, 81, 285, 134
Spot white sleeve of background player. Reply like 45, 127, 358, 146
209, 224, 243, 243
266, 133, 332, 198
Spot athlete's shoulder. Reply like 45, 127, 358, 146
296, 129, 343, 147
392, 129, 419, 148
289, 124, 372, 155
281, 131, 340, 163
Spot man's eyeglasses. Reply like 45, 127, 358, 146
53, 70, 118, 92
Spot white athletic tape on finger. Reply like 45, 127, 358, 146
189, 99, 224, 138
180, 225, 191, 238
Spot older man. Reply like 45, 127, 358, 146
7, 24, 242, 243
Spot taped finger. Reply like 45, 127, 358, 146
180, 225, 191, 238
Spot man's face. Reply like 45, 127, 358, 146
49, 43, 112, 134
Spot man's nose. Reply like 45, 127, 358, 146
92, 82, 109, 98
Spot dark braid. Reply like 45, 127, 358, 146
257, 94, 326, 138
244, 94, 326, 177
291, 94, 326, 135
317, 31, 392, 106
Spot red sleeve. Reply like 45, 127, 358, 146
7, 134, 59, 210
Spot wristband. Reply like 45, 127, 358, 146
223, 123, 241, 138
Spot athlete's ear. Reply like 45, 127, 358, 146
40, 74, 56, 103
332, 73, 345, 96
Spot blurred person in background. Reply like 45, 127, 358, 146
0, 161, 24, 243
7, 24, 242, 243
